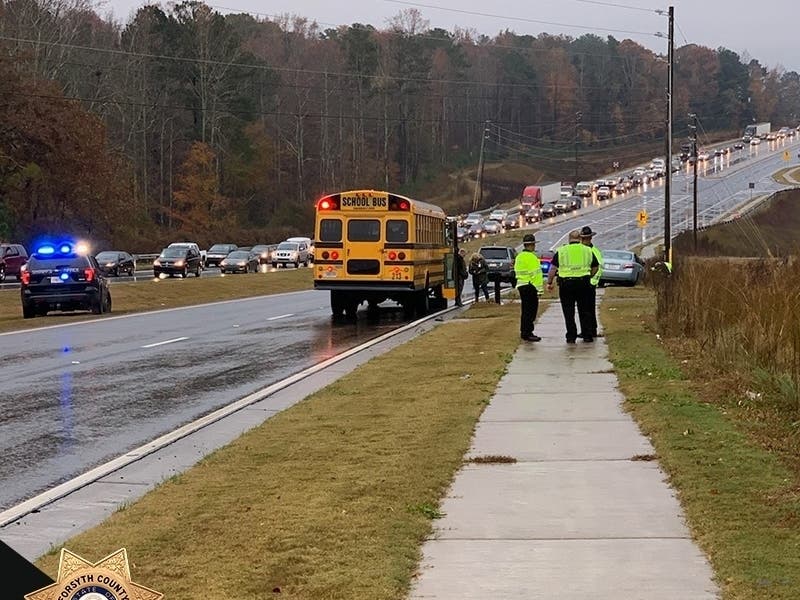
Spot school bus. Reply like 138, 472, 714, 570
313, 190, 450, 319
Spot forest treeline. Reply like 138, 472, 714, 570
1, 0, 799, 250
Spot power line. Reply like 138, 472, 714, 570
383, 0, 662, 37
568, 0, 662, 13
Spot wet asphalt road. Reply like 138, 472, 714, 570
0, 291, 408, 510
527, 136, 800, 252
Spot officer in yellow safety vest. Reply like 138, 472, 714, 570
514, 233, 544, 342
580, 226, 602, 339
546, 229, 600, 343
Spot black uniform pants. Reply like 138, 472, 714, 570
586, 284, 597, 337
558, 276, 593, 341
517, 283, 539, 338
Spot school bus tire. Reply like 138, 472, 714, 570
330, 290, 346, 319
414, 289, 429, 317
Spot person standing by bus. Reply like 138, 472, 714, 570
545, 230, 599, 343
514, 234, 543, 341
468, 252, 490, 302
455, 248, 468, 306
580, 226, 602, 339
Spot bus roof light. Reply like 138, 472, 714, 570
318, 196, 339, 210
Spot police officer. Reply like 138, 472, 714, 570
514, 233, 543, 342
579, 226, 602, 339
546, 229, 599, 343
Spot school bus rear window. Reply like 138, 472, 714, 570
319, 219, 342, 242
386, 220, 408, 242
347, 219, 380, 242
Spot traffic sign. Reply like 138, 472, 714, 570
637, 210, 648, 227
783, 150, 791, 161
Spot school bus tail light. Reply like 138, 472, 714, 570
388, 251, 397, 260
331, 251, 339, 260
318, 196, 339, 210
388, 196, 411, 211
398, 252, 406, 260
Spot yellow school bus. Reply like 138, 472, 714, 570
313, 190, 450, 319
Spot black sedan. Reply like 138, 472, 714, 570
95, 251, 135, 276
220, 250, 259, 274
251, 244, 274, 265
540, 202, 558, 219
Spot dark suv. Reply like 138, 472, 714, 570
480, 246, 517, 287
153, 246, 203, 278
205, 243, 238, 268
0, 243, 29, 281
20, 245, 111, 318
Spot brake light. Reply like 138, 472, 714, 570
21, 270, 30, 285
84, 268, 95, 281
388, 251, 398, 260
331, 251, 339, 260
318, 196, 339, 210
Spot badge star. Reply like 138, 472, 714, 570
26, 548, 162, 600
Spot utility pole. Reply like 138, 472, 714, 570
689, 113, 699, 252
663, 6, 674, 262
574, 111, 582, 184
473, 121, 490, 211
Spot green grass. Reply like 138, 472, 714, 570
35, 304, 521, 599
0, 268, 313, 332
602, 287, 800, 599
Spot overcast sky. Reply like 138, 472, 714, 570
98, 0, 800, 73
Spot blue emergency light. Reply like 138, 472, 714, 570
37, 245, 56, 255
60, 243, 72, 254
59, 272, 70, 281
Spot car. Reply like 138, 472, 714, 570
20, 242, 111, 318
501, 211, 521, 230
251, 244, 274, 265
525, 206, 542, 223
468, 222, 487, 239
604, 178, 618, 188
554, 198, 570, 214
479, 246, 517, 286
559, 185, 574, 198
733, 142, 744, 150
599, 250, 645, 287
482, 220, 503, 235
95, 251, 135, 276
153, 246, 202, 278
456, 227, 469, 243
488, 209, 507, 222
220, 250, 259, 274
714, 148, 724, 157
168, 242, 205, 268
286, 237, 314, 261
613, 182, 627, 195
645, 169, 660, 180
750, 137, 761, 146
272, 240, 310, 268
596, 186, 611, 200
537, 250, 555, 278
463, 212, 484, 227
567, 196, 582, 211
0, 243, 29, 281
766, 133, 777, 141
205, 243, 238, 268
574, 181, 593, 197
540, 202, 558, 218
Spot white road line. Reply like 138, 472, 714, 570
267, 313, 294, 321
141, 336, 189, 348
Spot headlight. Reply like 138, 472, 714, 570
174, 260, 185, 267
106, 262, 115, 267
261, 252, 268, 258
154, 259, 161, 266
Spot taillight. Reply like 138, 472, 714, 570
84, 268, 95, 281
398, 252, 406, 260
331, 251, 339, 260
388, 251, 398, 260
21, 270, 30, 285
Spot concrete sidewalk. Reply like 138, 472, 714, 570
409, 302, 719, 599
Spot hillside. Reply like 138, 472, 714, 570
673, 188, 800, 257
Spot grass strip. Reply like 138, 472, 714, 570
772, 166, 800, 185
0, 268, 312, 333
602, 287, 800, 599
36, 304, 520, 599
